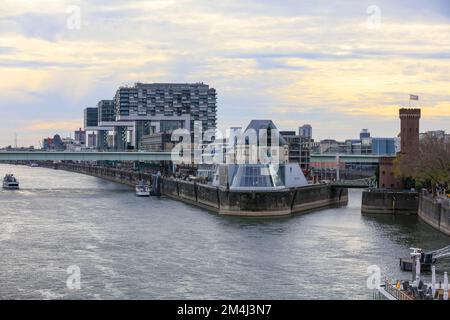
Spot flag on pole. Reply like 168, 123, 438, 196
410, 94, 419, 101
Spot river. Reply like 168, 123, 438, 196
0, 164, 449, 299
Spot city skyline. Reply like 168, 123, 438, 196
1, 0, 450, 146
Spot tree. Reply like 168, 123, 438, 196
394, 135, 450, 194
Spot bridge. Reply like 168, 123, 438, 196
331, 177, 376, 188
0, 151, 172, 162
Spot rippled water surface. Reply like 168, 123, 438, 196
0, 164, 449, 299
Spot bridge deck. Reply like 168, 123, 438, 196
0, 151, 172, 162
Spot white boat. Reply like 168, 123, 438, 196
135, 181, 150, 197
375, 248, 450, 300
3, 174, 19, 190
30, 163, 39, 167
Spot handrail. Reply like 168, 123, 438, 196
385, 280, 414, 300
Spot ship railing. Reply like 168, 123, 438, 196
385, 280, 414, 300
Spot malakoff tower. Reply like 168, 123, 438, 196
399, 108, 421, 154
378, 108, 421, 189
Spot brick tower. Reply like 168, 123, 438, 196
399, 108, 421, 154
378, 108, 421, 190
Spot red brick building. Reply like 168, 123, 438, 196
399, 108, 421, 154
378, 108, 421, 190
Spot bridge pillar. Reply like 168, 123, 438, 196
97, 130, 109, 151
114, 126, 128, 151
134, 120, 151, 151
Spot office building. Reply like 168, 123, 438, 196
280, 131, 312, 173
95, 100, 115, 150
84, 107, 98, 128
74, 128, 86, 146
43, 134, 65, 151
371, 138, 396, 155
360, 129, 370, 139
139, 132, 174, 152
299, 124, 312, 139
82, 83, 217, 152
113, 82, 217, 150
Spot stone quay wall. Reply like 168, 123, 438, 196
361, 189, 419, 215
34, 162, 348, 217
418, 195, 450, 236
51, 162, 153, 187
161, 178, 348, 217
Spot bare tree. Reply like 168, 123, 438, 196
395, 135, 450, 194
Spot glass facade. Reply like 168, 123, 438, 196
160, 120, 184, 133
84, 107, 98, 128
231, 164, 285, 189
372, 138, 396, 155
114, 83, 217, 133
98, 100, 115, 122
239, 166, 273, 187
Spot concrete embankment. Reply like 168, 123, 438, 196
161, 178, 348, 217
418, 195, 450, 236
361, 189, 419, 215
49, 162, 348, 217
361, 188, 450, 237
49, 162, 152, 187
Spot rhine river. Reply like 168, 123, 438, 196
0, 164, 449, 300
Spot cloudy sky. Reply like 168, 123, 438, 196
1, 0, 449, 147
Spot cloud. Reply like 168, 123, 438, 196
0, 0, 449, 146
29, 120, 83, 132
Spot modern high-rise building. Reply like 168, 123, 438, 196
360, 129, 370, 139
96, 100, 115, 150
299, 124, 312, 139
371, 138, 396, 155
112, 82, 217, 150
98, 100, 115, 122
280, 131, 301, 163
84, 107, 99, 128
280, 130, 313, 172
83, 83, 218, 152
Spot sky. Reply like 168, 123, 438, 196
0, 0, 449, 147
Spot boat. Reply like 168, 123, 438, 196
375, 248, 449, 300
135, 180, 150, 197
30, 162, 39, 167
3, 174, 19, 190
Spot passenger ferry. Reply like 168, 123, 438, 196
375, 248, 449, 300
3, 174, 19, 190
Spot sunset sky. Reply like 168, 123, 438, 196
1, 0, 449, 147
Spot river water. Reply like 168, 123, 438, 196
0, 164, 449, 300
